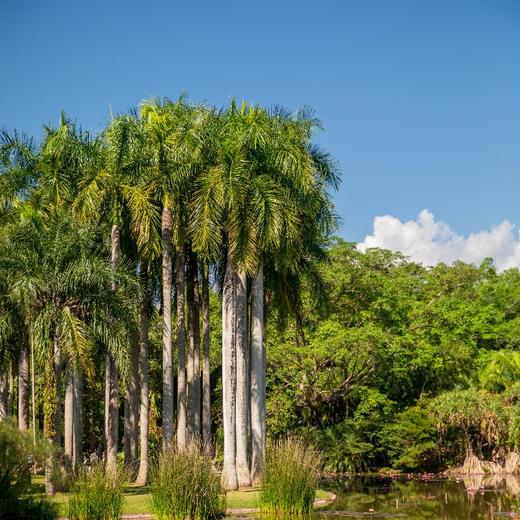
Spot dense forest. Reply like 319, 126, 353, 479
1, 96, 520, 498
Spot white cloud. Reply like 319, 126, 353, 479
358, 210, 520, 271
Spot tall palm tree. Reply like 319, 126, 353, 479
74, 113, 159, 469
0, 212, 138, 494
140, 96, 208, 450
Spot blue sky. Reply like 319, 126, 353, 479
2, 0, 519, 254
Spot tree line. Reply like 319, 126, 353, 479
0, 97, 339, 493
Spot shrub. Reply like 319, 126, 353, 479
150, 446, 224, 520
314, 422, 373, 473
68, 465, 125, 520
260, 437, 321, 516
379, 405, 438, 471
0, 419, 57, 520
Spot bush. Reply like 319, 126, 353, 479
68, 465, 125, 520
150, 446, 224, 520
0, 419, 57, 520
379, 405, 438, 471
314, 422, 373, 473
260, 437, 321, 515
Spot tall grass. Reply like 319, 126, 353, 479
260, 437, 321, 516
68, 465, 125, 520
150, 446, 224, 520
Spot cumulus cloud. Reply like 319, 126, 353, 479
358, 210, 520, 271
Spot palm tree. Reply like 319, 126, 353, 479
191, 101, 339, 488
74, 113, 159, 469
140, 96, 208, 450
0, 212, 138, 494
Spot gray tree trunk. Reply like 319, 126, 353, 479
221, 253, 238, 490
176, 245, 187, 451
201, 267, 211, 448
0, 372, 7, 421
7, 364, 14, 417
187, 251, 201, 440
235, 269, 251, 487
136, 262, 150, 485
106, 223, 120, 471
162, 207, 174, 449
45, 331, 62, 495
124, 331, 140, 472
18, 343, 30, 431
73, 366, 83, 468
64, 357, 74, 471
250, 265, 265, 483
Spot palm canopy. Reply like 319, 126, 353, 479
0, 209, 138, 376
190, 100, 340, 277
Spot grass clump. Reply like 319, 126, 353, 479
68, 465, 125, 520
260, 437, 321, 516
0, 419, 58, 520
150, 445, 224, 520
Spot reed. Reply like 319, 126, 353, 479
68, 464, 125, 520
150, 445, 224, 520
259, 437, 321, 516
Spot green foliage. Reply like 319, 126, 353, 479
379, 405, 437, 471
150, 446, 224, 520
314, 422, 372, 473
0, 420, 57, 520
68, 465, 125, 520
260, 438, 321, 515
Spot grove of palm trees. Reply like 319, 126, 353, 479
0, 96, 339, 497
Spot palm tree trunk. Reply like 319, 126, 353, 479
124, 331, 140, 472
187, 250, 201, 440
201, 266, 211, 448
0, 372, 7, 421
136, 262, 150, 485
64, 357, 74, 472
176, 245, 187, 451
235, 268, 250, 487
161, 207, 174, 449
221, 252, 238, 490
250, 264, 265, 483
18, 343, 30, 431
45, 330, 62, 495
72, 366, 83, 468
7, 364, 14, 417
106, 223, 120, 471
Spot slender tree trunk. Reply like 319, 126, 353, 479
31, 335, 36, 444
106, 224, 120, 471
201, 266, 211, 448
221, 253, 238, 490
7, 362, 14, 417
136, 263, 150, 485
176, 245, 188, 451
162, 207, 174, 449
7, 364, 14, 417
0, 372, 7, 421
235, 269, 250, 487
64, 357, 74, 472
124, 331, 140, 472
187, 250, 201, 440
18, 343, 30, 431
45, 331, 62, 496
250, 264, 265, 483
73, 366, 83, 468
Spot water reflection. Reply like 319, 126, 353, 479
317, 474, 520, 519
228, 475, 520, 519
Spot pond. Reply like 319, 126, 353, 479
315, 474, 520, 519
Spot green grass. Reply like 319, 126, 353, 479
31, 475, 334, 516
